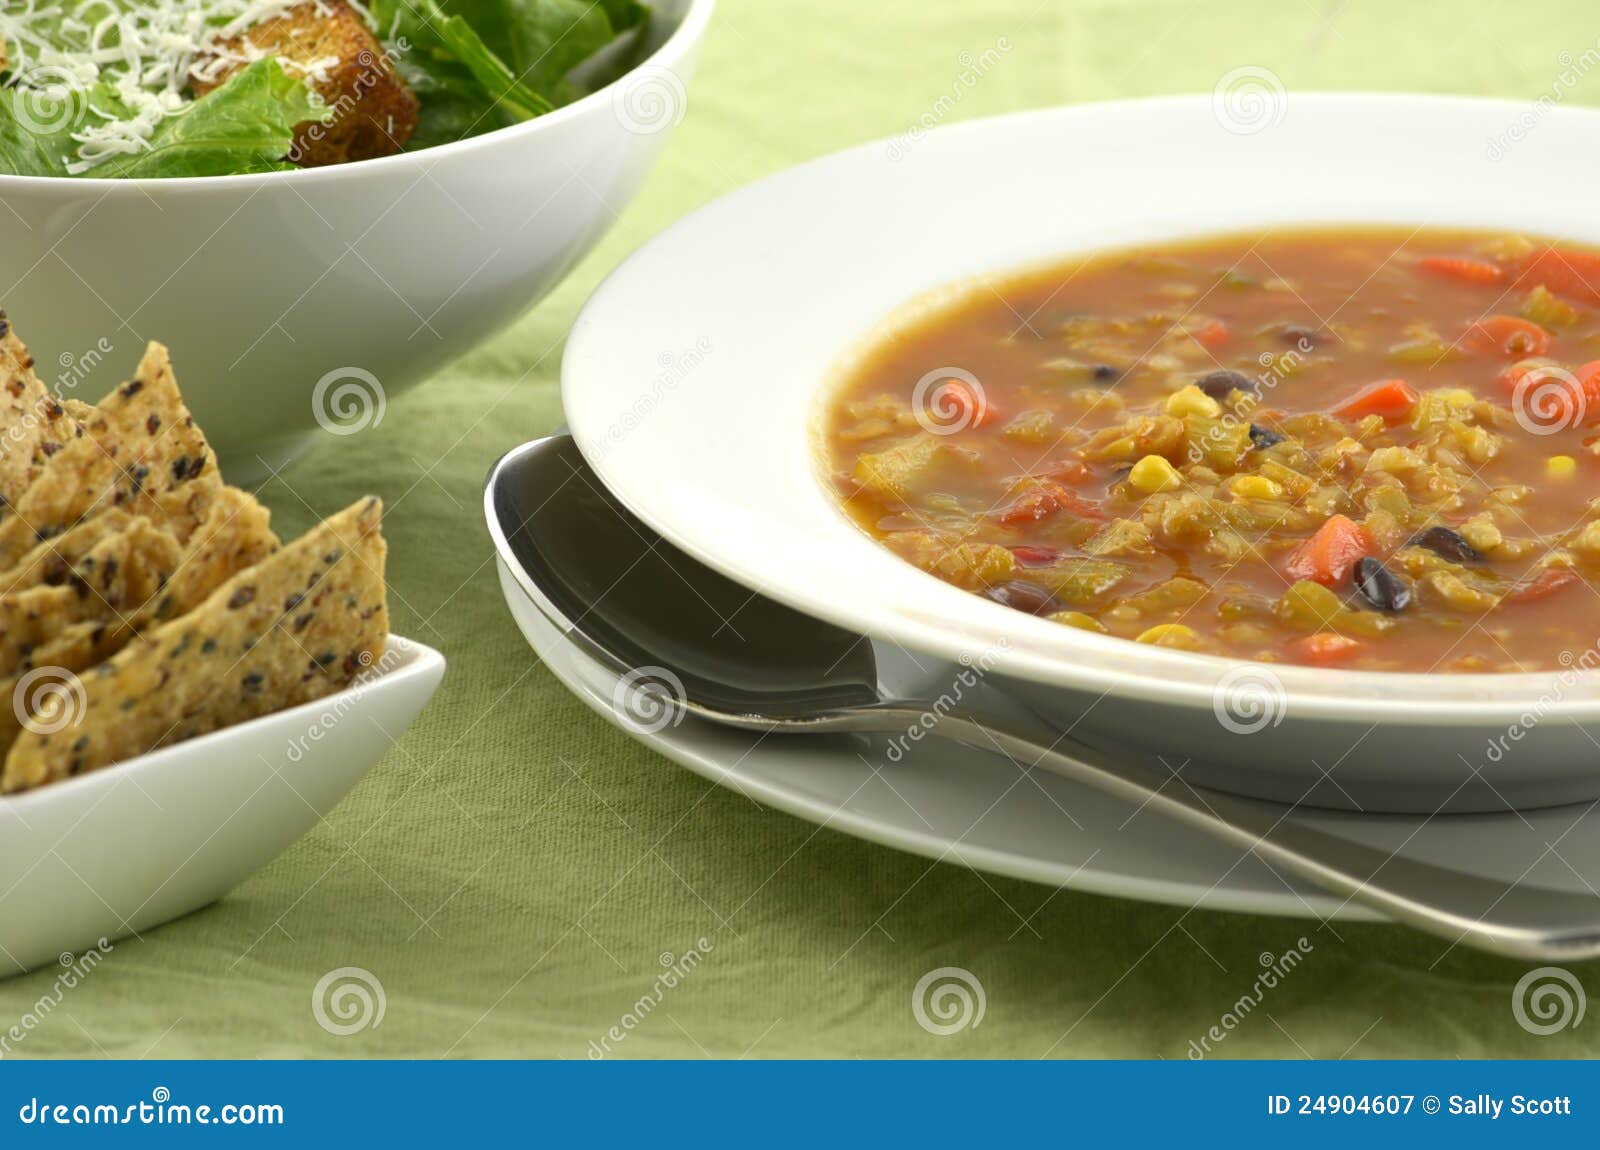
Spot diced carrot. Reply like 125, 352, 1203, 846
1575, 360, 1600, 406
1190, 320, 1230, 350
929, 379, 997, 428
1334, 378, 1419, 422
1287, 633, 1362, 666
1505, 569, 1580, 604
998, 483, 1105, 526
1464, 315, 1551, 358
1418, 255, 1505, 286
1284, 514, 1372, 587
1518, 248, 1600, 304
1009, 545, 1062, 566
1496, 359, 1595, 427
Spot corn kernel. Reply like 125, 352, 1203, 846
1228, 474, 1285, 501
1129, 454, 1183, 493
1164, 384, 1222, 419
1135, 623, 1201, 650
1548, 455, 1579, 480
1049, 610, 1108, 633
1458, 513, 1503, 553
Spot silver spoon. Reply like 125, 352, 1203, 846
486, 433, 1600, 961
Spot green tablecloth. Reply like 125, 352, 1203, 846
6, 0, 1600, 1059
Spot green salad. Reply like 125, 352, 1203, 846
0, 0, 651, 178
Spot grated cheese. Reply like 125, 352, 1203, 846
0, 0, 346, 173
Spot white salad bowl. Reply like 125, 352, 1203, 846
0, 635, 444, 976
561, 94, 1600, 815
0, 0, 713, 483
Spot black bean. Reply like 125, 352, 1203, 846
1353, 557, 1412, 613
1281, 325, 1320, 350
1197, 369, 1260, 401
982, 580, 1061, 616
1416, 526, 1484, 563
1248, 423, 1286, 450
1092, 363, 1120, 383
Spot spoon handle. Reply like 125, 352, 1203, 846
846, 704, 1600, 960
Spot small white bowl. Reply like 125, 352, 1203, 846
562, 94, 1600, 814
0, 634, 444, 976
0, 0, 714, 482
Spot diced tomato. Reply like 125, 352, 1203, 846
929, 379, 997, 428
998, 483, 1105, 526
1334, 378, 1419, 422
1418, 255, 1505, 286
1284, 514, 1373, 587
1518, 248, 1600, 304
1287, 633, 1362, 666
1190, 320, 1230, 350
1505, 569, 1580, 604
1009, 545, 1062, 567
1464, 315, 1551, 358
1043, 458, 1092, 484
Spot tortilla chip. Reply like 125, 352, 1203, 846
0, 508, 141, 595
12, 487, 281, 676
0, 517, 184, 677
0, 342, 218, 570
0, 320, 82, 507
1, 497, 385, 791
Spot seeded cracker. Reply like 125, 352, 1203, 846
0, 342, 217, 571
2, 498, 386, 791
0, 316, 81, 506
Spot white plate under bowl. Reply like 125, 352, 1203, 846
0, 635, 445, 976
562, 94, 1600, 814
498, 559, 1600, 924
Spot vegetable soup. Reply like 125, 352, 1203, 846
821, 227, 1600, 672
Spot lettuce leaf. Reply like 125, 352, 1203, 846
92, 59, 327, 179
374, 0, 648, 148
0, 58, 323, 179
0, 86, 92, 177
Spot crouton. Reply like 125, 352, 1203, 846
192, 0, 418, 167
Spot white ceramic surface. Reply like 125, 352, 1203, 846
498, 558, 1600, 925
0, 635, 445, 976
561, 94, 1600, 814
0, 0, 713, 483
